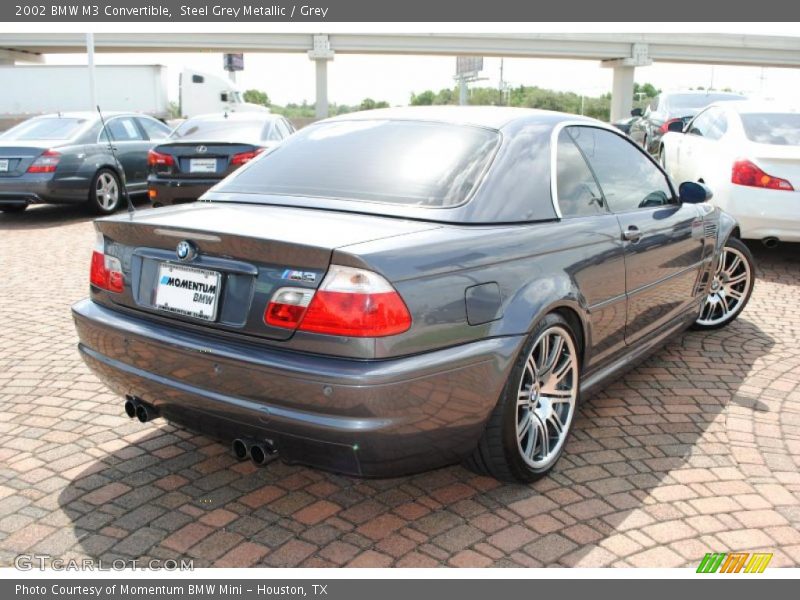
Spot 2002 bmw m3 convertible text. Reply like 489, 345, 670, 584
71, 107, 755, 482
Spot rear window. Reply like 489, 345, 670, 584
668, 94, 744, 111
1, 117, 86, 141
741, 113, 800, 146
218, 120, 500, 207
171, 118, 269, 144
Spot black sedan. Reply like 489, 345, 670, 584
147, 112, 295, 207
73, 107, 755, 482
0, 112, 171, 214
628, 91, 746, 157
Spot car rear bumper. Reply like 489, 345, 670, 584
726, 187, 800, 242
72, 298, 523, 477
148, 177, 219, 207
0, 176, 65, 205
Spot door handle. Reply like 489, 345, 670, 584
623, 226, 642, 242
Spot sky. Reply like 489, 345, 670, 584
44, 45, 800, 108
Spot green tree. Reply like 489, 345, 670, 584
243, 89, 270, 107
410, 90, 436, 105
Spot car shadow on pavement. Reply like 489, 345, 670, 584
53, 317, 778, 568
0, 198, 151, 230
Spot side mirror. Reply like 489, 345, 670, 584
667, 120, 685, 133
630, 108, 643, 117
679, 181, 713, 204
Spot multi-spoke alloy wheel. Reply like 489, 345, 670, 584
695, 238, 754, 329
465, 313, 581, 483
90, 169, 121, 214
516, 326, 578, 470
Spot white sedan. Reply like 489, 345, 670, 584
660, 102, 800, 245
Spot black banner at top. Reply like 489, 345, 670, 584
2, 0, 800, 21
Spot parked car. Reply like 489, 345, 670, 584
628, 91, 746, 157
611, 115, 638, 135
660, 101, 800, 245
0, 112, 171, 214
147, 112, 295, 207
72, 107, 754, 482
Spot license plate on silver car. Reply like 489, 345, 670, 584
154, 263, 221, 321
0, 159, 8, 172
189, 158, 217, 173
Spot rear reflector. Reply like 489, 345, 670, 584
26, 149, 61, 173
89, 233, 124, 293
264, 265, 412, 337
732, 159, 794, 191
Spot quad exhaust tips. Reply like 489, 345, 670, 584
124, 395, 159, 423
232, 438, 277, 466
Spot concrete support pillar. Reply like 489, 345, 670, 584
314, 58, 329, 118
86, 33, 98, 111
308, 35, 334, 119
609, 65, 635, 123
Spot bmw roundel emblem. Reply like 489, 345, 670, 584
176, 240, 197, 262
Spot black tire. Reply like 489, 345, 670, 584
0, 204, 27, 213
692, 237, 755, 331
465, 312, 581, 483
89, 168, 122, 215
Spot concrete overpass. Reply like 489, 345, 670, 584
3, 32, 800, 120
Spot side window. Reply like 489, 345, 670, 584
568, 126, 675, 213
101, 117, 145, 142
283, 119, 296, 134
276, 119, 292, 138
264, 123, 282, 141
137, 117, 170, 140
687, 109, 714, 137
555, 130, 606, 218
704, 109, 728, 141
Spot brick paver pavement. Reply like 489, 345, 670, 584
1, 205, 799, 568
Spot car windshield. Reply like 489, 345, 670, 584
668, 94, 744, 112
217, 120, 500, 207
740, 113, 800, 146
170, 119, 268, 143
1, 117, 86, 141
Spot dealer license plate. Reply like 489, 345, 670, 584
154, 263, 221, 321
189, 158, 217, 173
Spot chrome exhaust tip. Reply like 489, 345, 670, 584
232, 438, 249, 461
124, 396, 137, 419
249, 440, 277, 466
135, 402, 158, 423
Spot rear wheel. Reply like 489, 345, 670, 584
465, 313, 580, 483
89, 169, 122, 215
0, 203, 27, 213
693, 237, 755, 330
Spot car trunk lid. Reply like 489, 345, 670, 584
152, 142, 262, 180
749, 143, 800, 189
94, 201, 440, 341
0, 144, 50, 177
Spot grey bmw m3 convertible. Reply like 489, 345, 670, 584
72, 107, 755, 482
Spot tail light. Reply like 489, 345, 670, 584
231, 148, 264, 166
90, 232, 124, 293
27, 149, 61, 173
731, 159, 794, 191
659, 118, 682, 134
265, 265, 412, 337
147, 149, 175, 167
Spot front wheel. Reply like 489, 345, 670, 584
465, 313, 581, 483
89, 169, 122, 215
693, 237, 755, 330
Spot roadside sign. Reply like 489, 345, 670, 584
224, 53, 244, 71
